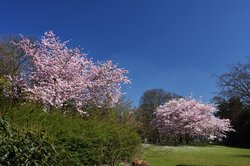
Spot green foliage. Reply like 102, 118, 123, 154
0, 116, 59, 165
3, 103, 141, 165
0, 78, 14, 117
0, 76, 9, 99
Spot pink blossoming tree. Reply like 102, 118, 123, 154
153, 98, 234, 143
9, 31, 130, 113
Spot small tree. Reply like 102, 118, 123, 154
8, 31, 130, 113
153, 98, 234, 144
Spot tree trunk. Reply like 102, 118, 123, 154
185, 134, 189, 144
179, 135, 182, 144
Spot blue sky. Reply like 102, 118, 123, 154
1, 0, 250, 106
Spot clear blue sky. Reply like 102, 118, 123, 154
1, 0, 250, 106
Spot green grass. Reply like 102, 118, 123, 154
142, 144, 250, 166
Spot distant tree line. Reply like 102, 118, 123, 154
133, 58, 250, 147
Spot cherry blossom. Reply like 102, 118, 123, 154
153, 98, 234, 142
9, 31, 130, 112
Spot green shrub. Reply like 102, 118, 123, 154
4, 103, 141, 165
0, 116, 60, 166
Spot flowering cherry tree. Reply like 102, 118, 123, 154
153, 98, 234, 143
9, 31, 130, 112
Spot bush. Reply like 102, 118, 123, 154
4, 104, 141, 165
0, 116, 60, 165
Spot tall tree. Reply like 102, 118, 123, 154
215, 58, 250, 147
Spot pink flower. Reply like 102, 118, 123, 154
153, 98, 234, 141
10, 31, 130, 112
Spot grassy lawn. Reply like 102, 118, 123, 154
141, 144, 250, 166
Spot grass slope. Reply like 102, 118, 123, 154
142, 144, 250, 166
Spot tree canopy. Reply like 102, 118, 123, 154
153, 98, 234, 143
7, 31, 130, 113
217, 60, 250, 106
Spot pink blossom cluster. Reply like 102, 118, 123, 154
153, 98, 234, 140
9, 31, 130, 112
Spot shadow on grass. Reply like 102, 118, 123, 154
223, 144, 250, 150
233, 154, 250, 158
147, 143, 213, 147
176, 165, 205, 166
176, 165, 229, 166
